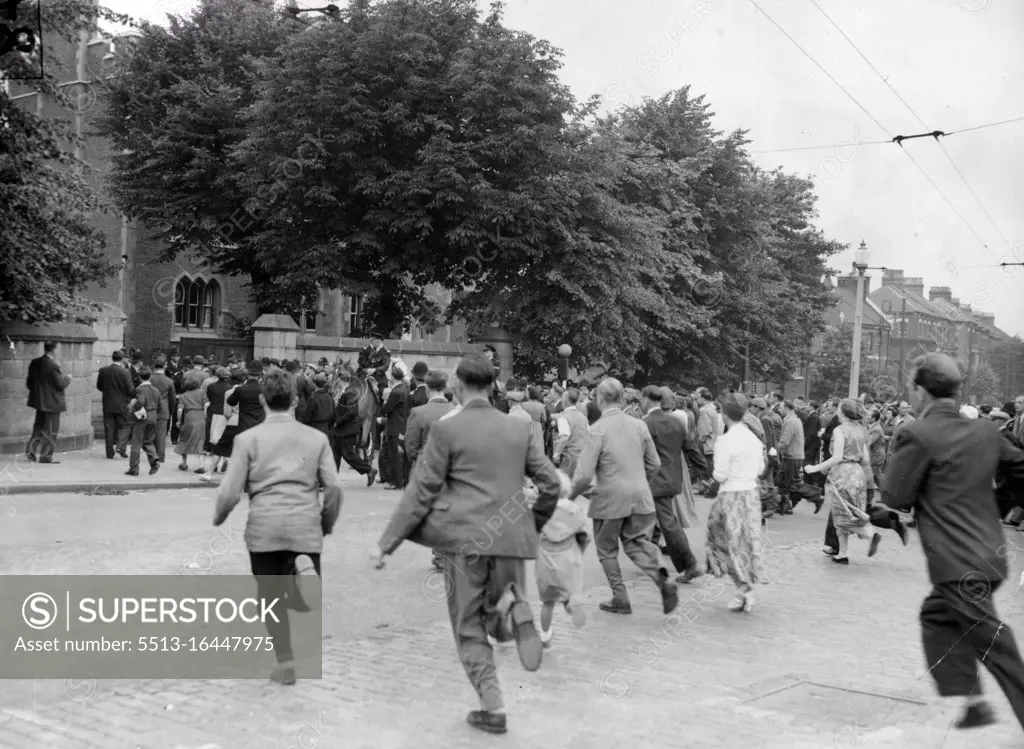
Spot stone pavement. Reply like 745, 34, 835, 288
0, 444, 219, 495
3, 487, 1024, 748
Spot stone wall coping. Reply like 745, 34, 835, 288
295, 336, 484, 357
0, 321, 99, 343
251, 314, 300, 332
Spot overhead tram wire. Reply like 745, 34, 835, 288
809, 0, 1008, 258
748, 0, 996, 258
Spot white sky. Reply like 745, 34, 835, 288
105, 0, 1024, 336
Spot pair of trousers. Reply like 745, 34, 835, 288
154, 418, 169, 462
128, 419, 159, 472
332, 435, 372, 474
921, 579, 1024, 728
249, 551, 322, 665
824, 499, 899, 550
26, 411, 60, 460
652, 495, 697, 572
593, 513, 664, 602
102, 412, 130, 458
442, 552, 526, 712
386, 435, 407, 487
779, 458, 803, 503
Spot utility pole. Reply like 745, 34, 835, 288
849, 242, 880, 399
899, 297, 907, 372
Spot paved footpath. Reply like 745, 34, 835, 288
3, 478, 1024, 748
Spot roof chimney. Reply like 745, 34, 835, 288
881, 269, 905, 287
929, 286, 953, 302
903, 276, 924, 297
978, 312, 995, 326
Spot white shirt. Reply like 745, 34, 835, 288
712, 422, 765, 492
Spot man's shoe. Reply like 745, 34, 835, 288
467, 710, 507, 735
497, 584, 542, 672
125, 470, 139, 476
811, 497, 824, 514
117, 452, 127, 459
599, 600, 633, 615
894, 517, 908, 546
867, 532, 882, 558
148, 462, 160, 475
822, 546, 838, 556
38, 458, 61, 464
270, 666, 296, 686
675, 566, 704, 585
366, 468, 377, 487
659, 569, 679, 614
832, 556, 849, 565
954, 700, 996, 729
25, 453, 36, 462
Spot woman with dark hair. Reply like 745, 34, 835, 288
704, 393, 766, 612
806, 398, 881, 564
210, 368, 248, 472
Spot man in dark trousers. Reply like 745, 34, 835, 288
409, 361, 430, 408
125, 366, 161, 476
795, 396, 821, 469
375, 355, 561, 736
641, 386, 704, 584
96, 349, 135, 459
25, 341, 72, 463
301, 373, 335, 436
357, 335, 391, 402
884, 353, 1024, 731
226, 360, 265, 434
331, 370, 377, 486
149, 355, 177, 464
381, 364, 410, 490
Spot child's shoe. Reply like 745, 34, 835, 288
565, 600, 586, 628
539, 626, 553, 649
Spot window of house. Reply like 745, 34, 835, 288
292, 291, 323, 333
344, 293, 363, 335
174, 275, 220, 332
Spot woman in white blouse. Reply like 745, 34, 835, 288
704, 393, 767, 612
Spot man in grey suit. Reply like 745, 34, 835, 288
375, 356, 561, 736
568, 377, 678, 616
884, 353, 1024, 731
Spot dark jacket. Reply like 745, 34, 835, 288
996, 429, 1024, 517
295, 374, 314, 422
130, 381, 161, 423
148, 371, 177, 421
206, 378, 231, 416
303, 388, 335, 436
883, 399, 1024, 584
409, 382, 429, 409
643, 409, 688, 498
383, 381, 410, 436
332, 387, 362, 438
26, 354, 71, 413
357, 345, 391, 388
96, 362, 135, 415
129, 364, 142, 390
225, 378, 265, 433
821, 414, 839, 461
801, 409, 821, 463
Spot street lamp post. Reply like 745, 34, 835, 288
850, 242, 871, 399
557, 344, 572, 388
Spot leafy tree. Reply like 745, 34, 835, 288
988, 337, 1024, 399
811, 326, 885, 400
0, 0, 124, 322
964, 359, 1001, 404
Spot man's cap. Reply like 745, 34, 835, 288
131, 351, 144, 362
412, 361, 429, 377
194, 355, 206, 365
313, 373, 328, 387
269, 358, 280, 367
425, 371, 447, 390
751, 397, 768, 409
391, 365, 405, 379
247, 360, 263, 375
504, 377, 519, 390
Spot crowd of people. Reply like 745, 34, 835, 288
20, 339, 1024, 735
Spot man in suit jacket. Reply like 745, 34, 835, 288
884, 353, 1024, 731
226, 360, 265, 434
405, 371, 454, 466
641, 386, 704, 585
95, 349, 135, 459
357, 335, 391, 392
381, 365, 410, 489
149, 355, 177, 463
330, 373, 377, 485
126, 366, 162, 476
376, 356, 561, 736
568, 378, 677, 617
25, 341, 72, 463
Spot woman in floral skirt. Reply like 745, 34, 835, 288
805, 398, 881, 565
705, 393, 767, 613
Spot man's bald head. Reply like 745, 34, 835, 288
596, 377, 625, 407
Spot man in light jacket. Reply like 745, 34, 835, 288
569, 378, 678, 617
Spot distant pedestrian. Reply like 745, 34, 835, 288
25, 341, 71, 464
174, 379, 207, 472
210, 368, 248, 472
125, 366, 161, 477
96, 349, 134, 459
149, 356, 177, 464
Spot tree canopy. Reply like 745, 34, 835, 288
0, 0, 123, 322
97, 0, 843, 387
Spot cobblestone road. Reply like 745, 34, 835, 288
3, 476, 1024, 748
